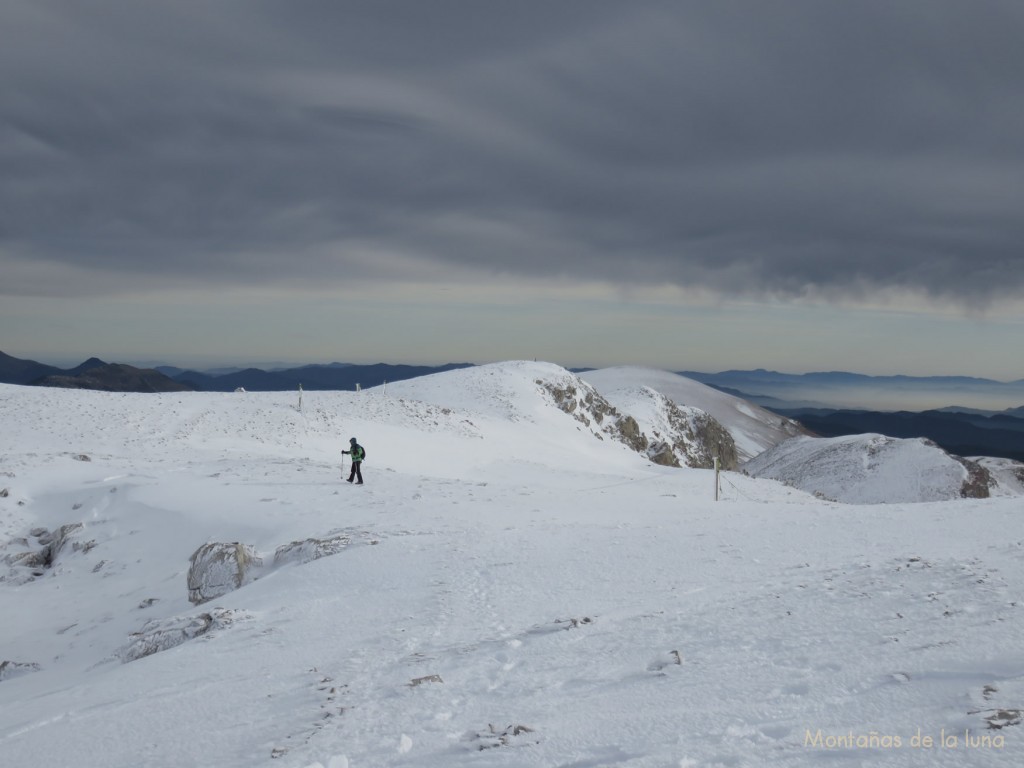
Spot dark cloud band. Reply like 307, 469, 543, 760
2, 0, 1022, 304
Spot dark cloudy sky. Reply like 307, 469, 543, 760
3, 1, 1023, 377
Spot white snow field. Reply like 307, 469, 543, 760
1, 361, 1022, 768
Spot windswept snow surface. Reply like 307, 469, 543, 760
1, 362, 1022, 768
581, 367, 803, 461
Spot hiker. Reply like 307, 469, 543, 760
342, 437, 365, 484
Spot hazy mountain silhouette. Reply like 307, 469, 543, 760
1, 352, 472, 394
33, 363, 195, 393
169, 362, 473, 392
0, 351, 64, 385
681, 368, 1024, 412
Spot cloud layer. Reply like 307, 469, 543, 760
3, 1, 1022, 305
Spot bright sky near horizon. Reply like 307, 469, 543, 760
2, 1, 1022, 378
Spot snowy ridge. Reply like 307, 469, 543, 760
1, 365, 1023, 768
383, 360, 630, 430
381, 361, 675, 471
741, 433, 1007, 504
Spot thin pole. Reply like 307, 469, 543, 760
714, 457, 720, 501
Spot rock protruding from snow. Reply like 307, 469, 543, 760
0, 660, 41, 681
973, 457, 1024, 497
610, 386, 739, 470
563, 372, 740, 470
952, 455, 994, 499
273, 534, 351, 566
119, 609, 244, 662
39, 523, 85, 560
2, 523, 86, 584
743, 433, 996, 504
580, 367, 804, 462
187, 542, 262, 604
186, 532, 375, 603
537, 378, 648, 453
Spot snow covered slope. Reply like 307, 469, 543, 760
2, 371, 1023, 768
582, 366, 805, 461
742, 433, 1006, 504
380, 360, 656, 469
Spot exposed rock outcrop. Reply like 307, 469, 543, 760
186, 530, 377, 603
2, 523, 87, 584
0, 660, 41, 681
650, 394, 739, 470
972, 457, 1024, 497
538, 378, 649, 453
953, 455, 994, 499
187, 542, 262, 605
273, 534, 352, 566
119, 609, 245, 662
539, 373, 741, 470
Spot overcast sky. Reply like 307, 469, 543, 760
3, 1, 1023, 377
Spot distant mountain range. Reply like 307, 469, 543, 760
0, 352, 192, 393
159, 361, 474, 392
0, 351, 472, 394
679, 368, 1024, 413
35, 363, 196, 393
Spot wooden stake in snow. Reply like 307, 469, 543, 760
714, 456, 720, 501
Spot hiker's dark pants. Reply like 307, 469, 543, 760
348, 461, 363, 483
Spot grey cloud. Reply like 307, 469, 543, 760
2, 0, 1022, 304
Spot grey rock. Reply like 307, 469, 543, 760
187, 542, 262, 605
274, 534, 351, 566
119, 609, 243, 662
0, 660, 41, 681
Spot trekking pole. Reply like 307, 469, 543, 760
341, 451, 346, 478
